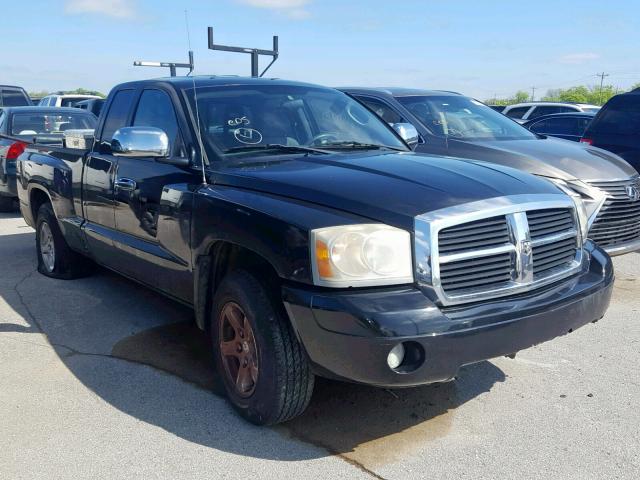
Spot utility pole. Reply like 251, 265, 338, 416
596, 72, 609, 105
530, 86, 536, 101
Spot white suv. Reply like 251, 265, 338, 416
502, 102, 600, 123
38, 94, 101, 108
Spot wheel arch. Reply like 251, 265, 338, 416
194, 240, 282, 331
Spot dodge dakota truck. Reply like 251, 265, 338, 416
16, 76, 614, 425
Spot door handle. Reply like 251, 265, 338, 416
115, 178, 137, 191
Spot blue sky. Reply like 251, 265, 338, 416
2, 0, 639, 100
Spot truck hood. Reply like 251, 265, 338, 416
448, 136, 637, 182
212, 151, 560, 230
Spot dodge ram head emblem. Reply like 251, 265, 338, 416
521, 240, 533, 256
626, 183, 640, 202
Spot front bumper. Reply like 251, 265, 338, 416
283, 241, 614, 387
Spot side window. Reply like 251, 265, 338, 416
133, 89, 185, 157
0, 110, 6, 132
1, 89, 31, 107
101, 89, 136, 143
505, 106, 531, 119
529, 119, 549, 133
356, 97, 405, 124
546, 117, 580, 135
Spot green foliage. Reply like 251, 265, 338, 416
27, 90, 50, 99
62, 88, 106, 98
27, 88, 106, 99
541, 85, 618, 105
487, 83, 638, 106
488, 90, 531, 106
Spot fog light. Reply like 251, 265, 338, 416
387, 343, 405, 369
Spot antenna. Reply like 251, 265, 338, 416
133, 52, 194, 76
184, 11, 208, 186
207, 26, 279, 77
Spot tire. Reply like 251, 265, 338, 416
35, 203, 92, 279
211, 269, 314, 425
0, 197, 15, 213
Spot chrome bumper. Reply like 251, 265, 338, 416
602, 236, 640, 256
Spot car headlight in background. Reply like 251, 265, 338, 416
546, 178, 597, 244
310, 224, 414, 287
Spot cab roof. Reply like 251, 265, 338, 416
115, 75, 329, 92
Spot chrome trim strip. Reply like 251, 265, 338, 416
530, 229, 577, 247
439, 244, 514, 264
415, 194, 583, 306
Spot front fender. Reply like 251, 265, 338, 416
192, 185, 371, 285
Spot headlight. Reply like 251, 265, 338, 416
310, 224, 414, 287
546, 178, 590, 243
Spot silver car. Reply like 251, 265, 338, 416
341, 87, 640, 255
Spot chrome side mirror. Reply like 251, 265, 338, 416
391, 122, 419, 146
111, 126, 169, 158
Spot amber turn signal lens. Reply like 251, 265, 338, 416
315, 239, 332, 279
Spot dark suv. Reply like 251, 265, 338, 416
581, 91, 640, 173
0, 85, 33, 107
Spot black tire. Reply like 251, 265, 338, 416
211, 269, 314, 425
0, 197, 15, 213
35, 203, 92, 279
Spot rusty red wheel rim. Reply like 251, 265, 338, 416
219, 302, 259, 398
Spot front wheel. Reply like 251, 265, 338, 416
211, 270, 314, 425
35, 203, 92, 279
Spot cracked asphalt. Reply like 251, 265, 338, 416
1, 211, 639, 479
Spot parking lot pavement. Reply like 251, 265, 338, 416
0, 212, 638, 480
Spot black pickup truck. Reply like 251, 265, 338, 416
16, 76, 614, 425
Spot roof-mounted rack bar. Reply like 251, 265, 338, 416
207, 26, 279, 78
133, 51, 194, 77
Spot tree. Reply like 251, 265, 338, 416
541, 85, 620, 105
486, 90, 531, 106
62, 88, 106, 98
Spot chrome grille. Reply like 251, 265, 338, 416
587, 177, 640, 248
439, 251, 514, 293
527, 209, 578, 277
527, 208, 575, 240
415, 195, 584, 306
439, 216, 511, 255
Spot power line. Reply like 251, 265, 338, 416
596, 72, 610, 105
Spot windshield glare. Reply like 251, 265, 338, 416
397, 95, 537, 141
186, 85, 407, 159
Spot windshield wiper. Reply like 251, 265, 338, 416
225, 144, 329, 155
319, 141, 405, 151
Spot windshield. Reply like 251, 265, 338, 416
185, 84, 408, 160
397, 95, 537, 141
10, 111, 97, 136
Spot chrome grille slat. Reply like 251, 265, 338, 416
587, 177, 640, 248
438, 216, 510, 255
